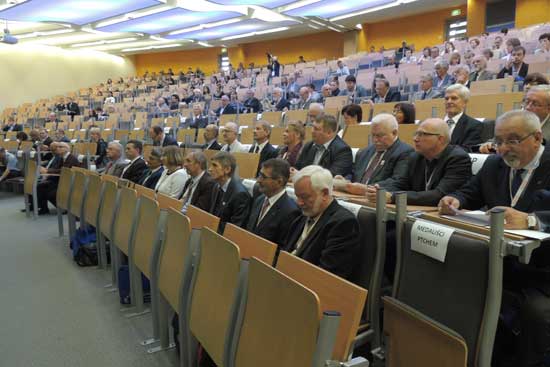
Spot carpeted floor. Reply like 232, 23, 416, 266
0, 191, 177, 367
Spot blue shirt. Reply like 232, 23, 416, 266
5, 152, 19, 172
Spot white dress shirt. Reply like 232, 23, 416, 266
444, 111, 464, 137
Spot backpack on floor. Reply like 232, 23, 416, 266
117, 265, 151, 305
71, 226, 98, 267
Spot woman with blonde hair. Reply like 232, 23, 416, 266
155, 146, 188, 198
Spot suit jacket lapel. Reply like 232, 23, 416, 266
295, 201, 336, 257
516, 150, 550, 209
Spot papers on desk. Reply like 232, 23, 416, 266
504, 230, 550, 241
441, 210, 490, 227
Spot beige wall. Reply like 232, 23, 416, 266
0, 44, 136, 111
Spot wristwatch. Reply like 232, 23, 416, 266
527, 214, 538, 230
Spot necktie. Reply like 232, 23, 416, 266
256, 198, 270, 226
421, 91, 427, 100
105, 161, 113, 173
511, 169, 525, 197
213, 185, 224, 215
226, 145, 231, 153
313, 145, 325, 165
254, 145, 260, 154
293, 217, 316, 254
446, 119, 455, 130
473, 72, 479, 81
180, 177, 194, 201
361, 151, 384, 184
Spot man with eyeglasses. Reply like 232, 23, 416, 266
480, 85, 550, 153
439, 109, 550, 367
245, 158, 300, 247
366, 118, 472, 206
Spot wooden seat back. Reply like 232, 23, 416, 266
187, 205, 220, 231
233, 152, 260, 179
56, 167, 74, 211
113, 186, 138, 255
133, 196, 161, 279
223, 223, 277, 264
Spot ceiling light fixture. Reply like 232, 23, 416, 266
122, 43, 182, 52
168, 18, 242, 36
16, 28, 75, 39
221, 27, 289, 41
71, 37, 138, 48
281, 0, 322, 12
197, 41, 213, 47
355, 23, 362, 30
330, 0, 418, 21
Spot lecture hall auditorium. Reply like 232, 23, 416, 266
0, 0, 549, 366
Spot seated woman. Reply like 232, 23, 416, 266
338, 103, 363, 138
155, 146, 188, 198
392, 102, 416, 124
277, 121, 304, 168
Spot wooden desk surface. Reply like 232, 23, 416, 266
332, 190, 439, 213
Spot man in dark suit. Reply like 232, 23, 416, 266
208, 151, 251, 233
295, 115, 353, 177
369, 78, 401, 104
243, 89, 262, 113
246, 158, 300, 247
367, 118, 472, 206
139, 147, 164, 189
180, 150, 216, 213
89, 127, 107, 168
497, 46, 529, 81
433, 60, 455, 91
121, 140, 148, 183
36, 142, 81, 214
283, 165, 360, 280
414, 74, 444, 101
339, 113, 413, 194
37, 128, 54, 162
443, 84, 483, 152
149, 125, 178, 147
439, 110, 550, 367
211, 95, 236, 117
2, 117, 22, 132
186, 103, 209, 129
203, 124, 222, 150
469, 55, 495, 83
271, 87, 290, 111
249, 120, 279, 176
66, 97, 80, 121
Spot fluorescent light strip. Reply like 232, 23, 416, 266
197, 41, 213, 47
17, 28, 75, 39
221, 27, 289, 41
281, 0, 322, 12
95, 4, 172, 28
71, 37, 138, 48
168, 18, 242, 36
122, 43, 182, 52
308, 24, 320, 29
330, 1, 402, 21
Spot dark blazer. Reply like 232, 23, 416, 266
249, 142, 279, 176
204, 140, 222, 150
184, 172, 216, 212
66, 102, 80, 116
2, 124, 22, 132
160, 135, 178, 147
47, 153, 81, 174
121, 157, 148, 183
451, 146, 550, 213
209, 178, 251, 233
95, 139, 107, 167
295, 135, 353, 177
450, 113, 483, 151
497, 63, 529, 79
469, 69, 495, 83
246, 192, 301, 248
370, 90, 401, 103
277, 143, 302, 168
272, 60, 281, 77
352, 139, 413, 185
274, 98, 291, 111
215, 104, 236, 116
140, 167, 164, 189
244, 97, 262, 113
283, 200, 360, 280
383, 144, 472, 206
188, 116, 209, 129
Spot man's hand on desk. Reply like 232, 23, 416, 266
365, 184, 392, 204
491, 206, 529, 230
345, 182, 367, 195
39, 167, 48, 174
438, 196, 461, 215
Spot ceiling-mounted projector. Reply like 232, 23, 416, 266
1, 29, 18, 44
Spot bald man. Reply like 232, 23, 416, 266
366, 118, 472, 206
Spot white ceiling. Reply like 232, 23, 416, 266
0, 0, 466, 55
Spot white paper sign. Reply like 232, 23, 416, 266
470, 154, 489, 175
411, 220, 455, 262
337, 200, 361, 218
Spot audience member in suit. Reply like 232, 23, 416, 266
414, 74, 444, 101
439, 110, 550, 367
149, 125, 178, 147
306, 103, 324, 126
139, 147, 164, 189
246, 159, 300, 247
186, 103, 209, 129
277, 121, 304, 168
211, 95, 236, 118
271, 87, 290, 111
339, 113, 413, 195
443, 84, 483, 151
297, 87, 313, 110
121, 140, 148, 183
294, 115, 353, 177
65, 97, 80, 121
2, 117, 22, 132
283, 165, 360, 280
338, 75, 368, 102
203, 124, 222, 150
469, 55, 495, 83
243, 89, 262, 113
330, 79, 340, 97
36, 142, 81, 214
497, 46, 529, 81
102, 142, 127, 177
249, 120, 279, 176
208, 151, 251, 233
452, 66, 472, 89
180, 150, 216, 213
367, 118, 472, 206
35, 128, 54, 162
433, 60, 455, 91
54, 129, 70, 143
317, 84, 332, 105
393, 102, 416, 124
220, 122, 247, 153
89, 127, 107, 168
368, 78, 401, 104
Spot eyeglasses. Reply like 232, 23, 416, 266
414, 131, 441, 138
494, 132, 535, 147
257, 172, 274, 180
522, 99, 547, 108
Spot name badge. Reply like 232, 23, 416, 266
470, 154, 489, 175
411, 220, 455, 262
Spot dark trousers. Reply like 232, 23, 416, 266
36, 180, 58, 211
